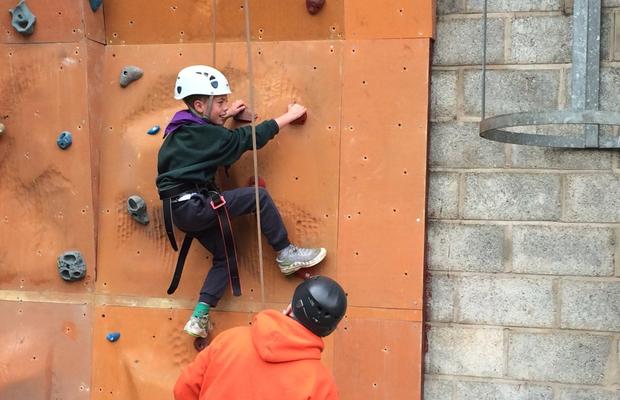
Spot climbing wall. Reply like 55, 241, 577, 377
0, 1, 433, 399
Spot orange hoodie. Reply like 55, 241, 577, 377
173, 309, 339, 400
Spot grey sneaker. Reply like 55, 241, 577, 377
276, 244, 327, 275
183, 314, 210, 338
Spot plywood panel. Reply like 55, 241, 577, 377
334, 317, 423, 400
0, 42, 96, 292
0, 301, 91, 399
0, 0, 86, 44
103, 0, 344, 44
96, 41, 340, 307
344, 0, 435, 39
91, 305, 250, 399
338, 39, 430, 310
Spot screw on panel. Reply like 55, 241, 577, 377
56, 131, 72, 149
9, 0, 36, 36
119, 66, 143, 88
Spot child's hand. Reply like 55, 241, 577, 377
225, 100, 246, 118
287, 103, 307, 119
274, 102, 309, 128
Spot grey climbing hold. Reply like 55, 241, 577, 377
57, 251, 86, 281
127, 195, 149, 225
119, 66, 143, 88
9, 0, 36, 36
0, 123, 5, 136
57, 131, 72, 149
106, 332, 120, 342
147, 125, 160, 135
89, 0, 102, 12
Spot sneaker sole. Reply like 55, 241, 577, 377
279, 248, 327, 276
184, 328, 208, 339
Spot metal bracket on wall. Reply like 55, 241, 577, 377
479, 0, 620, 148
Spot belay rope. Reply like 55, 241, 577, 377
242, 0, 267, 306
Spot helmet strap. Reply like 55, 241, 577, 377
188, 96, 214, 122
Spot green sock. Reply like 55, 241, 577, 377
192, 302, 210, 318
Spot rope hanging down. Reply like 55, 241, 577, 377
210, 0, 266, 305
242, 0, 267, 306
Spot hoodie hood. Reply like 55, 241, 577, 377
251, 309, 324, 363
164, 109, 209, 138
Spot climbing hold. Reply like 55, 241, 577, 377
56, 131, 72, 149
127, 195, 149, 225
306, 0, 325, 15
247, 175, 266, 188
233, 109, 256, 123
9, 0, 36, 36
147, 125, 160, 135
89, 0, 103, 12
119, 66, 143, 88
0, 123, 5, 136
106, 332, 121, 342
194, 336, 210, 352
57, 251, 86, 281
291, 112, 307, 125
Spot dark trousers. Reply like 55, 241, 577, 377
171, 187, 290, 306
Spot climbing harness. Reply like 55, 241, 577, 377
161, 182, 241, 297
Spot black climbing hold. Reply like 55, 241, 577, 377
9, 0, 36, 36
57, 250, 86, 281
57, 131, 72, 149
127, 195, 149, 225
106, 332, 121, 342
147, 125, 160, 135
194, 336, 210, 352
119, 66, 143, 88
89, 0, 103, 12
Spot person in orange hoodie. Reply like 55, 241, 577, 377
173, 276, 347, 400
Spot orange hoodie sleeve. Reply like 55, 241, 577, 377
173, 346, 213, 400
313, 370, 340, 400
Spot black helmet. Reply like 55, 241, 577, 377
292, 276, 347, 337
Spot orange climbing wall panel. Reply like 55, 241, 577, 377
103, 0, 345, 44
0, 300, 91, 398
0, 1, 433, 399
0, 42, 97, 294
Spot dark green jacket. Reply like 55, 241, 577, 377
156, 120, 279, 193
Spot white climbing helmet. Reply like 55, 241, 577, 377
174, 65, 231, 100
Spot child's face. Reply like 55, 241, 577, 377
194, 95, 229, 125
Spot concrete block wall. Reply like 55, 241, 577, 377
425, 1, 620, 398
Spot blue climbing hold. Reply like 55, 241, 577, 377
89, 0, 103, 12
9, 0, 36, 36
106, 332, 120, 342
147, 125, 160, 135
57, 131, 72, 150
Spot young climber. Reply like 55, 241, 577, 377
156, 65, 327, 338
173, 276, 347, 400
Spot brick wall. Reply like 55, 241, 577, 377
425, 1, 620, 398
